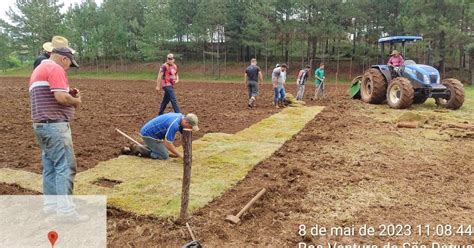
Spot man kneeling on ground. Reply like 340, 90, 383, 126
128, 113, 199, 159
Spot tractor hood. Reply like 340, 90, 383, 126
404, 64, 440, 85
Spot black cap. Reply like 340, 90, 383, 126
52, 47, 79, 68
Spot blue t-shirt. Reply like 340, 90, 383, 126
140, 113, 183, 142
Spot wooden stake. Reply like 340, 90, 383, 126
180, 129, 193, 220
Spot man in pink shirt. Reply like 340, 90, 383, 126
387, 50, 405, 67
29, 46, 86, 220
387, 50, 405, 78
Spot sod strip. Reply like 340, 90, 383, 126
0, 106, 324, 217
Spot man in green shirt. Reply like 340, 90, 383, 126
312, 63, 326, 100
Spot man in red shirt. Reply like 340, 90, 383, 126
29, 46, 84, 219
156, 53, 181, 115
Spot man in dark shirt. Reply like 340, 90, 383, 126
33, 52, 50, 69
33, 36, 75, 69
244, 58, 263, 108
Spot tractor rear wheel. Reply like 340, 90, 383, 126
435, 78, 464, 110
386, 77, 414, 109
361, 68, 387, 104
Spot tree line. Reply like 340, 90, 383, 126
0, 0, 473, 81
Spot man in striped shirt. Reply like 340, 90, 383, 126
136, 113, 199, 160
29, 46, 82, 217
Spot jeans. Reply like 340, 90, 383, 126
296, 84, 305, 100
142, 136, 169, 160
247, 81, 258, 98
274, 87, 286, 105
33, 122, 76, 215
159, 86, 181, 115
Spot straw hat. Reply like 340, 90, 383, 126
390, 50, 400, 56
43, 36, 76, 54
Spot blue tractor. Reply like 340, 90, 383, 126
352, 36, 464, 109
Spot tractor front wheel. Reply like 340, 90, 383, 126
361, 69, 387, 104
435, 79, 464, 110
386, 77, 414, 109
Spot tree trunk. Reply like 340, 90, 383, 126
352, 27, 357, 55
240, 45, 243, 62
332, 38, 336, 54
470, 55, 474, 85
311, 39, 317, 64
217, 32, 220, 80
460, 45, 464, 78
306, 36, 311, 62
246, 45, 250, 62
438, 31, 446, 77
325, 39, 329, 54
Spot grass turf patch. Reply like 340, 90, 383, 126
357, 85, 474, 125
0, 106, 323, 217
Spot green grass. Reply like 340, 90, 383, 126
0, 64, 354, 84
0, 66, 32, 76
464, 85, 474, 112
359, 85, 474, 124
0, 65, 246, 82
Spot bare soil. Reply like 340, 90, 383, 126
0, 77, 292, 173
1, 77, 472, 247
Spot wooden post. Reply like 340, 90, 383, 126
180, 129, 193, 220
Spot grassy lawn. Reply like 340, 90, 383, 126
0, 65, 245, 82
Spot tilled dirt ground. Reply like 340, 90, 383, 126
1, 77, 472, 247
0, 77, 296, 173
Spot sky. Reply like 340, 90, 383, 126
0, 0, 103, 22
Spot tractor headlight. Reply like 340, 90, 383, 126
423, 75, 430, 84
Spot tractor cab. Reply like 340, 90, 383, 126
378, 36, 423, 64
350, 35, 464, 110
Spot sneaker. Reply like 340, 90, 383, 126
275, 105, 280, 109
121, 146, 132, 155
130, 144, 151, 157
